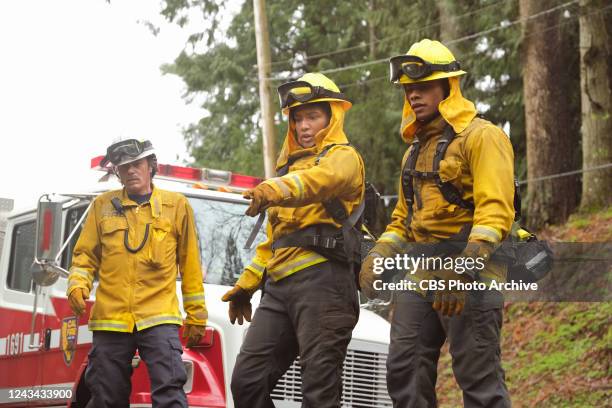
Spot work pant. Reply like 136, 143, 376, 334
387, 290, 510, 408
85, 324, 187, 408
231, 260, 359, 408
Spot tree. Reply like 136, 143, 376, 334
160, 0, 437, 193
221, 233, 243, 286
159, 0, 584, 224
519, 0, 581, 229
579, 0, 612, 210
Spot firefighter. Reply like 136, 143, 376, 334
66, 139, 207, 408
360, 39, 513, 407
222, 73, 364, 408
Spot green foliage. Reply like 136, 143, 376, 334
505, 303, 611, 405
158, 0, 568, 196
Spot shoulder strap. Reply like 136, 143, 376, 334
315, 143, 350, 165
513, 177, 521, 221
401, 124, 521, 230
316, 143, 356, 224
401, 140, 421, 226
434, 126, 521, 218
433, 126, 475, 211
277, 156, 299, 177
274, 142, 360, 225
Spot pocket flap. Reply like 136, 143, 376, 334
152, 218, 173, 232
101, 217, 128, 234
438, 158, 462, 183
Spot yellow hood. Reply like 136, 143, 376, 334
399, 76, 477, 143
276, 101, 349, 171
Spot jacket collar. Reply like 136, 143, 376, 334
118, 184, 162, 218
415, 114, 447, 142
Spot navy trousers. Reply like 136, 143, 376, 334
231, 261, 359, 408
85, 324, 187, 408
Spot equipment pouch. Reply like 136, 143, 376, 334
508, 238, 553, 283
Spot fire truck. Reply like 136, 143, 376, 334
0, 158, 392, 407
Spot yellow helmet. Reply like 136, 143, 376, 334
389, 39, 466, 84
277, 72, 352, 115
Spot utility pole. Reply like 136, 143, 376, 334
253, 0, 277, 179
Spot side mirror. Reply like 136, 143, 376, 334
30, 198, 66, 286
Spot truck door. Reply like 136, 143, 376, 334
39, 204, 90, 398
0, 218, 42, 405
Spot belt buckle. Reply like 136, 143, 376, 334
321, 237, 336, 248
311, 235, 320, 246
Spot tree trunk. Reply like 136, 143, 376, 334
368, 0, 376, 59
437, 0, 461, 55
579, 0, 612, 210
520, 0, 581, 229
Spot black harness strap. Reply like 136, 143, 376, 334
401, 125, 474, 227
513, 177, 521, 221
401, 124, 521, 228
316, 143, 351, 222
273, 225, 340, 250
400, 139, 421, 226
432, 126, 475, 211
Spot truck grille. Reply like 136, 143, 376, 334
271, 340, 392, 407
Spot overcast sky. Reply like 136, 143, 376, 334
0, 0, 226, 210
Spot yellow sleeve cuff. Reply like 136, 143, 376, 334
469, 225, 502, 244
236, 268, 263, 293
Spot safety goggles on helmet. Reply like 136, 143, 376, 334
277, 80, 348, 109
101, 139, 154, 167
389, 55, 461, 82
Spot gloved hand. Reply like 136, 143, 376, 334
68, 287, 89, 316
359, 252, 384, 299
183, 324, 206, 348
243, 183, 282, 217
221, 285, 253, 325
430, 266, 471, 316
359, 242, 400, 300
429, 241, 494, 317
461, 241, 495, 267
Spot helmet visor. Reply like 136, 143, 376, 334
277, 80, 348, 109
389, 55, 461, 82
103, 139, 153, 166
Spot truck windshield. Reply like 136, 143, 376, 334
188, 197, 265, 286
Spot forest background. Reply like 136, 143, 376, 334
156, 0, 611, 230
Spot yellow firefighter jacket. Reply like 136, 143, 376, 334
378, 76, 515, 282
236, 102, 365, 290
67, 187, 207, 332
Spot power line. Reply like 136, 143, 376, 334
338, 75, 387, 89
266, 0, 579, 81
263, 0, 511, 69
517, 163, 612, 186
332, 3, 610, 91
380, 163, 612, 201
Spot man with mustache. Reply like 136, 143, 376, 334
67, 139, 207, 408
